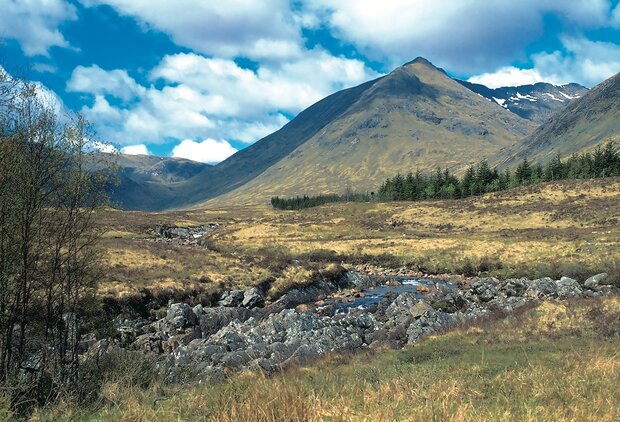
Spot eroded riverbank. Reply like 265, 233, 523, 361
87, 269, 617, 384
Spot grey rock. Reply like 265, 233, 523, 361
282, 344, 320, 366
584, 273, 608, 288
406, 310, 458, 344
385, 292, 419, 318
464, 302, 488, 318
242, 287, 265, 308
165, 303, 198, 331
192, 304, 204, 316
346, 271, 376, 290
555, 277, 583, 299
410, 301, 433, 318
340, 311, 377, 330
490, 296, 528, 313
501, 279, 528, 297
198, 307, 253, 338
218, 290, 244, 307
471, 281, 498, 302
525, 277, 557, 297
220, 350, 252, 369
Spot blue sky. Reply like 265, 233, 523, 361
1, 0, 620, 162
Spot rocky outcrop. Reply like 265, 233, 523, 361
94, 271, 617, 384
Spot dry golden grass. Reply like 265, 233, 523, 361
95, 177, 620, 302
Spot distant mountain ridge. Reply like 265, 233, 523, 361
90, 154, 212, 210
497, 71, 620, 167
458, 80, 588, 124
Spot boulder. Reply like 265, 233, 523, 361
501, 279, 528, 297
406, 309, 458, 344
198, 307, 253, 338
525, 277, 557, 297
242, 287, 265, 308
584, 273, 609, 288
410, 301, 433, 318
555, 277, 583, 299
165, 303, 198, 331
385, 292, 419, 318
471, 281, 498, 302
218, 290, 244, 307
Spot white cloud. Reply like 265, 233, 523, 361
469, 36, 620, 88
80, 0, 302, 60
67, 65, 145, 101
68, 51, 377, 146
33, 63, 58, 74
172, 139, 237, 164
0, 0, 76, 56
302, 0, 615, 72
121, 144, 150, 155
468, 67, 548, 89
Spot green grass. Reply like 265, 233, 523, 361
30, 296, 620, 421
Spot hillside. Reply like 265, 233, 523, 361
459, 80, 588, 123
498, 72, 620, 167
203, 58, 535, 206
94, 153, 213, 210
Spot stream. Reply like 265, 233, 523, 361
324, 276, 455, 314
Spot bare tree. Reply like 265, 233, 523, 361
0, 69, 112, 410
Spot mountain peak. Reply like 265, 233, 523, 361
402, 57, 435, 68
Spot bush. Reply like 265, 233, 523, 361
73, 350, 157, 406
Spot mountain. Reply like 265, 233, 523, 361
458, 80, 588, 124
197, 58, 536, 206
497, 72, 620, 167
92, 154, 213, 210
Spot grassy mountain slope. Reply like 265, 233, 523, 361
205, 58, 535, 205
498, 72, 620, 167
171, 78, 381, 208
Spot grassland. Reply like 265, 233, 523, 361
31, 295, 620, 421
95, 177, 620, 304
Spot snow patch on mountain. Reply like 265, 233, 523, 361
542, 93, 565, 102
516, 92, 537, 102
492, 97, 507, 108
559, 91, 580, 100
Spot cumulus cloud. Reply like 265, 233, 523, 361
121, 144, 150, 155
67, 65, 145, 101
80, 0, 303, 60
0, 0, 76, 56
302, 0, 615, 73
468, 68, 548, 89
469, 36, 620, 88
172, 139, 237, 164
67, 51, 377, 146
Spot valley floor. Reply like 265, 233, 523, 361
95, 177, 620, 304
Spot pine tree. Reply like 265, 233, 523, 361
461, 166, 476, 198
515, 158, 532, 185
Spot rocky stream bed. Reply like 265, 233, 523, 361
86, 269, 617, 384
